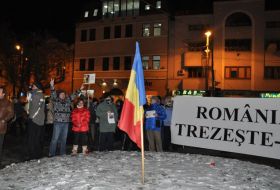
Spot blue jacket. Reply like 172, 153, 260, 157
163, 106, 173, 127
145, 103, 166, 131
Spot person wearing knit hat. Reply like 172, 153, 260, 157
48, 78, 84, 157
32, 80, 44, 91
27, 80, 45, 160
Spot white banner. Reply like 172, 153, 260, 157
171, 96, 280, 159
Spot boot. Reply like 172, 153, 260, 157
82, 146, 89, 155
71, 145, 78, 156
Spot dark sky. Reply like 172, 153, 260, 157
0, 0, 92, 44
0, 0, 279, 44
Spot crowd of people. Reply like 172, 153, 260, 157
0, 79, 174, 166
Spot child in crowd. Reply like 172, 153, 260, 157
71, 98, 90, 155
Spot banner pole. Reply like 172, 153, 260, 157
140, 111, 145, 184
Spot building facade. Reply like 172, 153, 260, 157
73, 0, 280, 98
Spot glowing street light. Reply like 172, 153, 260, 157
15, 44, 24, 95
204, 31, 212, 93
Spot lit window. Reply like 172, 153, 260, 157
154, 23, 162, 36
145, 5, 150, 10
142, 24, 150, 37
103, 1, 108, 16
93, 9, 98, 16
156, 1, 161, 9
142, 56, 149, 70
152, 56, 160, 70
84, 11, 89, 18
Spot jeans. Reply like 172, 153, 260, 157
49, 122, 69, 156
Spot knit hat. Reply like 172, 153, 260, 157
33, 80, 43, 90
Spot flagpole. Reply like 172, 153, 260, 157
140, 111, 145, 184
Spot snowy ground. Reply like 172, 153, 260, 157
0, 151, 280, 190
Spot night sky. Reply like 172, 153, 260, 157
0, 0, 279, 44
0, 0, 92, 44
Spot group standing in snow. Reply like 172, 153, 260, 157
0, 79, 175, 164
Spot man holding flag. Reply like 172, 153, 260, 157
118, 41, 146, 183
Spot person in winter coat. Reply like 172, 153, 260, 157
71, 98, 90, 155
96, 94, 118, 151
0, 86, 14, 166
162, 96, 173, 151
49, 78, 83, 157
145, 96, 166, 152
88, 98, 99, 150
27, 81, 45, 160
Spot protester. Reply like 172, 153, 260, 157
96, 94, 118, 151
48, 78, 77, 157
0, 86, 14, 167
88, 98, 99, 150
71, 98, 90, 155
27, 81, 45, 160
11, 98, 27, 136
162, 96, 173, 151
145, 96, 166, 152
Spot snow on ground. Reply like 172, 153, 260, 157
0, 151, 280, 190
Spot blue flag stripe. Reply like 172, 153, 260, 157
132, 42, 146, 106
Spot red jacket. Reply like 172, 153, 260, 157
71, 107, 90, 133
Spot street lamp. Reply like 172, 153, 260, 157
204, 31, 212, 94
15, 44, 24, 95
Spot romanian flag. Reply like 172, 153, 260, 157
118, 42, 146, 149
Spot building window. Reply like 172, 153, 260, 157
156, 1, 161, 9
145, 4, 151, 10
88, 58, 95, 71
266, 21, 280, 28
113, 57, 120, 70
89, 29, 96, 41
185, 67, 204, 78
264, 67, 280, 79
154, 23, 162, 36
79, 59, 86, 71
114, 25, 121, 38
80, 30, 87, 42
187, 41, 204, 51
125, 24, 133, 37
142, 24, 150, 37
225, 39, 252, 51
265, 40, 280, 52
152, 56, 160, 70
84, 11, 89, 18
120, 0, 139, 16
103, 1, 119, 17
103, 57, 109, 71
104, 26, 111, 39
124, 56, 132, 70
188, 24, 209, 31
93, 9, 98, 16
225, 67, 251, 79
225, 12, 252, 27
142, 56, 149, 70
